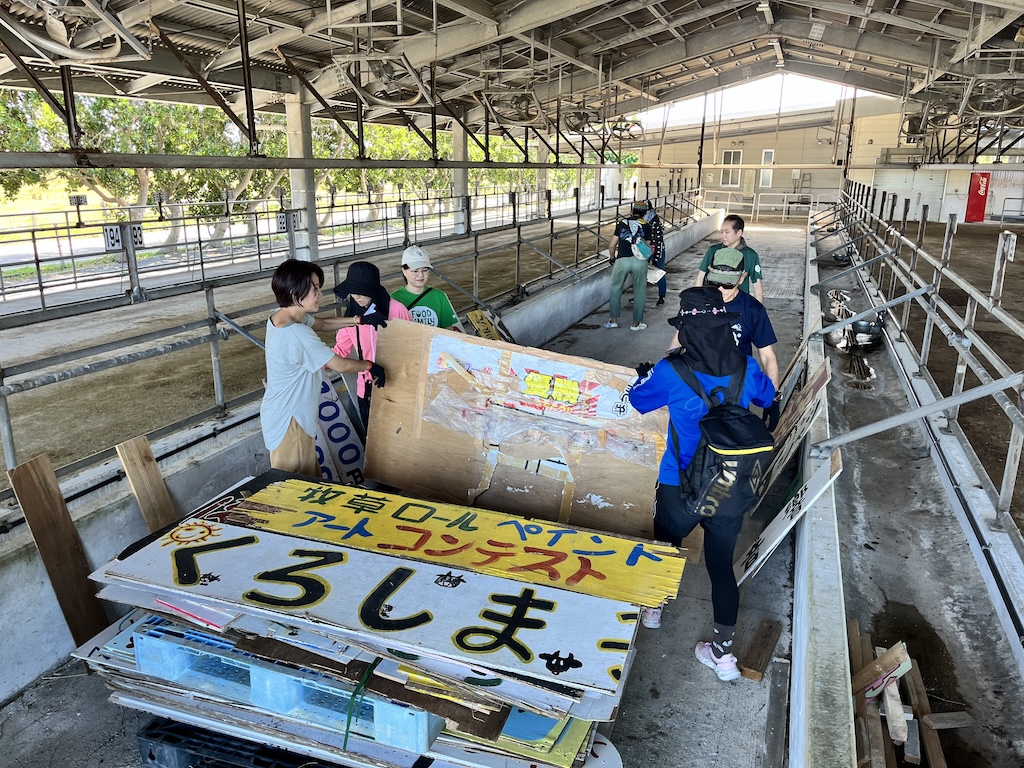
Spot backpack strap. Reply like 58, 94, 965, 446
667, 355, 745, 407
405, 286, 433, 310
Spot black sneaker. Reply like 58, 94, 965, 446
656, 296, 665, 306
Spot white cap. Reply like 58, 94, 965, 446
402, 245, 431, 271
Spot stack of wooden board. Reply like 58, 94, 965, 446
76, 471, 688, 768
848, 620, 973, 767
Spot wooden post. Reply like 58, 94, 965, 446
116, 436, 179, 532
8, 454, 109, 645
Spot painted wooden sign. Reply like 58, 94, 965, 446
734, 449, 843, 584
224, 478, 684, 608
773, 359, 829, 443
100, 518, 636, 694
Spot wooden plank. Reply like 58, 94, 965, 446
852, 641, 910, 695
849, 622, 869, 766
739, 618, 782, 682
116, 436, 179, 532
875, 645, 908, 745
921, 711, 975, 730
366, 321, 668, 538
904, 719, 922, 765
864, 700, 889, 768
8, 454, 109, 645
881, 680, 909, 743
905, 659, 947, 768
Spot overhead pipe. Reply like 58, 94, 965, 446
0, 7, 121, 60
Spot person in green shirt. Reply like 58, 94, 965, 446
694, 214, 764, 301
391, 245, 463, 331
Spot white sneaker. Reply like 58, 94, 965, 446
640, 606, 662, 629
630, 323, 648, 332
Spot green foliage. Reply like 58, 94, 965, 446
0, 87, 617, 205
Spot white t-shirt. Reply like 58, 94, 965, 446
260, 314, 335, 451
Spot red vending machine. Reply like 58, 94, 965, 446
965, 171, 991, 222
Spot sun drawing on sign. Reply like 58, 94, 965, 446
160, 519, 221, 547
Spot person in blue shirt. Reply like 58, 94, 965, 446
628, 286, 775, 682
676, 246, 779, 387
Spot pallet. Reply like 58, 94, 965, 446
133, 621, 444, 754
139, 716, 343, 768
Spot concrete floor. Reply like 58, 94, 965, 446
4, 221, 1024, 767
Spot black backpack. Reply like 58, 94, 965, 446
667, 357, 774, 518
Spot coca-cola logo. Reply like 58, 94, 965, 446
977, 174, 989, 196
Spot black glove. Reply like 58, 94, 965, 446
368, 362, 386, 388
635, 361, 654, 378
360, 313, 388, 329
763, 399, 781, 431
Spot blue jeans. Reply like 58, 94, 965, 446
654, 248, 666, 299
609, 256, 647, 324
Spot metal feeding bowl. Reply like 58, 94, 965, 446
850, 315, 884, 351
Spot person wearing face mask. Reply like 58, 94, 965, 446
261, 258, 386, 477
693, 214, 764, 302
332, 261, 411, 428
391, 245, 463, 331
677, 247, 779, 390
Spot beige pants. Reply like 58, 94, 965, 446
270, 418, 320, 477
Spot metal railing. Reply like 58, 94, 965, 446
1001, 197, 1024, 225
817, 180, 1023, 518
0, 185, 640, 322
704, 188, 840, 222
815, 179, 1024, 673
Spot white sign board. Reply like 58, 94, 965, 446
98, 519, 636, 694
735, 450, 843, 584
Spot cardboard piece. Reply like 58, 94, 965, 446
366, 321, 667, 539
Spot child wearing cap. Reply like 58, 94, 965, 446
261, 258, 386, 477
332, 261, 411, 428
694, 214, 763, 301
392, 245, 463, 331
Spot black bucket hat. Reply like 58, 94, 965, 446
334, 261, 383, 299
667, 286, 738, 331
333, 261, 392, 318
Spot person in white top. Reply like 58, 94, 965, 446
260, 258, 386, 477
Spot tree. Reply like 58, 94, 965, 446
0, 90, 50, 197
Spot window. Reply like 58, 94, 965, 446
760, 149, 774, 188
721, 150, 741, 187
